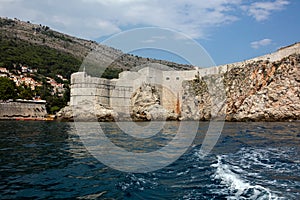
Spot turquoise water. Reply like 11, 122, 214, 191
0, 121, 299, 199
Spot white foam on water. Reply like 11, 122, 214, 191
176, 169, 190, 176
240, 148, 274, 169
118, 174, 158, 191
237, 147, 300, 175
211, 155, 281, 200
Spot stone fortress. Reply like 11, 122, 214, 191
71, 64, 200, 116
70, 42, 300, 118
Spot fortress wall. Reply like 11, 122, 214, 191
254, 42, 300, 62
110, 73, 135, 113
71, 67, 213, 115
0, 102, 47, 119
212, 42, 300, 73
129, 67, 164, 91
110, 67, 164, 113
71, 72, 112, 106
110, 84, 133, 113
95, 79, 112, 106
197, 64, 230, 76
162, 70, 197, 112
70, 43, 300, 116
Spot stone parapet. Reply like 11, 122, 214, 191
0, 101, 47, 119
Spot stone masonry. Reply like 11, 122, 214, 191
70, 63, 200, 116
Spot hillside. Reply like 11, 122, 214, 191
0, 17, 194, 114
0, 17, 193, 79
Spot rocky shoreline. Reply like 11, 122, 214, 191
56, 53, 300, 122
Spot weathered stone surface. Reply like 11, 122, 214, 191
56, 105, 74, 121
231, 55, 300, 121
182, 54, 300, 121
0, 101, 47, 120
56, 100, 117, 122
130, 83, 178, 121
58, 54, 300, 122
181, 72, 227, 121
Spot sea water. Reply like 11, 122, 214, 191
0, 121, 299, 199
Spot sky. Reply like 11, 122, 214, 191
0, 0, 299, 67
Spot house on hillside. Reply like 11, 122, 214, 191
0, 67, 9, 77
0, 67, 9, 73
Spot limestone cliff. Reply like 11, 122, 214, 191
182, 54, 300, 121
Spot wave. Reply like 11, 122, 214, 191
211, 155, 281, 200
206, 146, 300, 200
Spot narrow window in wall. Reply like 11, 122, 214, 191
166, 77, 170, 80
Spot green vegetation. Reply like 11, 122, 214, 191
0, 77, 17, 100
101, 68, 123, 79
0, 18, 15, 27
0, 78, 36, 101
0, 35, 123, 113
17, 84, 34, 100
0, 37, 82, 79
42, 30, 73, 43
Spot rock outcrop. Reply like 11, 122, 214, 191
56, 100, 117, 122
0, 17, 194, 73
130, 83, 178, 121
57, 83, 179, 121
182, 54, 300, 121
181, 73, 226, 121
231, 55, 300, 121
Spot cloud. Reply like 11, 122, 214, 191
0, 0, 290, 40
141, 39, 156, 43
251, 38, 273, 49
141, 35, 166, 43
244, 0, 289, 21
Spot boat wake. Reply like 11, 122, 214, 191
211, 155, 280, 200
208, 146, 300, 200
